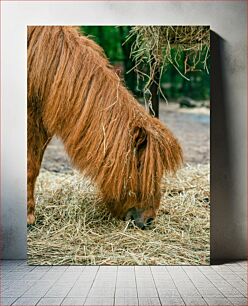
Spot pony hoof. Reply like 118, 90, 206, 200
27, 214, 35, 225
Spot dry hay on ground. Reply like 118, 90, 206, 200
27, 164, 210, 265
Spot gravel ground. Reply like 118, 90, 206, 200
41, 102, 210, 174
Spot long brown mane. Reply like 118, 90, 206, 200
28, 26, 183, 217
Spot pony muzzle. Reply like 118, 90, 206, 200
125, 207, 155, 229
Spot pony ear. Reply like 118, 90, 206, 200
132, 126, 148, 152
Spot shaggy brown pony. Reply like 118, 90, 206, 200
28, 26, 183, 228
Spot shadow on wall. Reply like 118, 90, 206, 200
210, 31, 246, 263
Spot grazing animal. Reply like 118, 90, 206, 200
27, 26, 183, 228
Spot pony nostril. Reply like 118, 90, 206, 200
146, 217, 154, 226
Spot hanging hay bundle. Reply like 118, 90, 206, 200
126, 26, 210, 105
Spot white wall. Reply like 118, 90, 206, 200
1, 1, 247, 260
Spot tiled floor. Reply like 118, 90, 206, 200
1, 260, 247, 305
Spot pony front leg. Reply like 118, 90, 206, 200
27, 118, 51, 225
27, 163, 37, 225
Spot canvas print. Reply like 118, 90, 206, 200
27, 26, 210, 265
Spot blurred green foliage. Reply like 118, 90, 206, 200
80, 26, 210, 102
